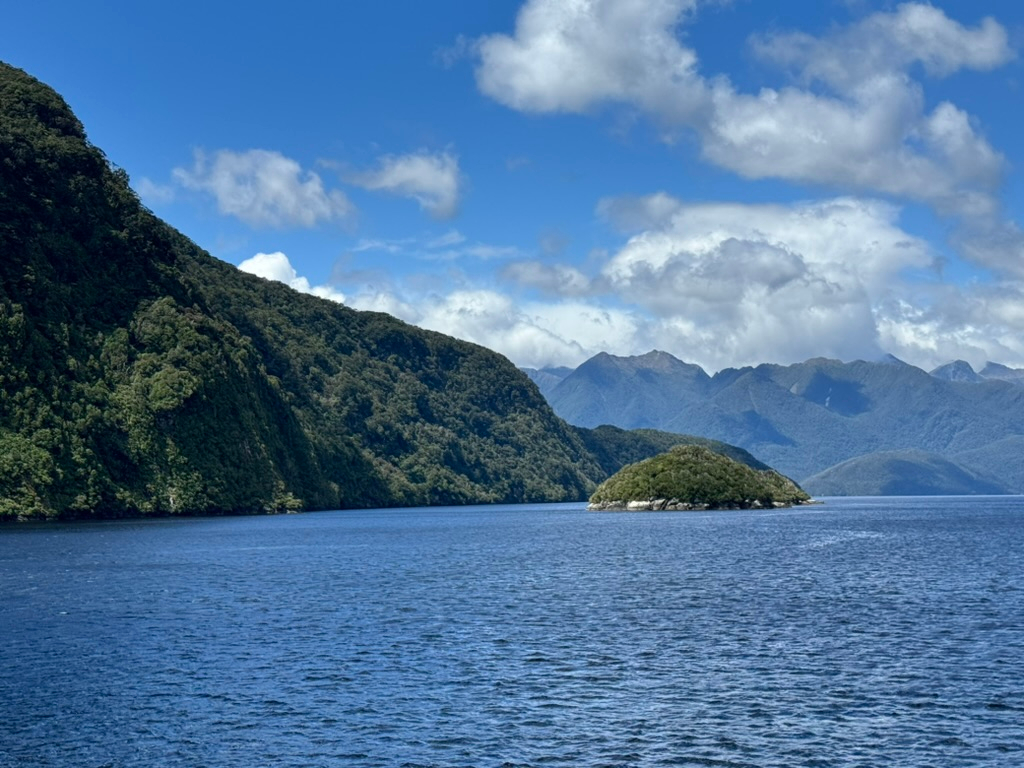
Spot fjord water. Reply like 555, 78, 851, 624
2, 498, 1022, 767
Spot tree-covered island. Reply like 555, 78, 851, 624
588, 445, 811, 511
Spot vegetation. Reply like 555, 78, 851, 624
1, 62, 803, 521
589, 445, 810, 510
0, 62, 610, 519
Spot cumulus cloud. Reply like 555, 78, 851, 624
237, 252, 346, 303
173, 149, 354, 228
347, 151, 463, 219
476, 0, 708, 121
876, 282, 1024, 371
333, 190, 1024, 371
336, 194, 966, 371
501, 261, 593, 296
583, 194, 936, 367
751, 3, 1014, 89
473, 1, 1012, 230
346, 287, 642, 369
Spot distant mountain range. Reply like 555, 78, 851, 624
524, 351, 1024, 495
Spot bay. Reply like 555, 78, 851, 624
1, 497, 1022, 767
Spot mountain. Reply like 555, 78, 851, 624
549, 350, 711, 429
520, 366, 573, 399
978, 362, 1024, 384
0, 63, 796, 521
0, 62, 617, 519
802, 450, 1008, 496
541, 351, 1024, 493
930, 360, 984, 383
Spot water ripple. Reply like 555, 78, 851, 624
2, 498, 1023, 766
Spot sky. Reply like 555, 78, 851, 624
4, 1, 1024, 373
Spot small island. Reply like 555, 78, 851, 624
588, 445, 812, 511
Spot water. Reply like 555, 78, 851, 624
2, 497, 1023, 767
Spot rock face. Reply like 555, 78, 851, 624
587, 445, 810, 511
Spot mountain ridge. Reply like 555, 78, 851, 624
535, 350, 1024, 494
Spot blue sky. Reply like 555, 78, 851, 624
4, 1, 1024, 372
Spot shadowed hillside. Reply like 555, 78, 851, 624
803, 451, 1008, 497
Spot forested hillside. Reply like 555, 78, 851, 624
2, 63, 796, 520
0, 63, 612, 519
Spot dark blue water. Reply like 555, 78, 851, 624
2, 497, 1023, 767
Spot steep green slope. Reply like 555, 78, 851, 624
0, 62, 608, 519
589, 445, 810, 510
803, 450, 1009, 496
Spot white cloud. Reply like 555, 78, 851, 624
334, 195, 941, 370
751, 3, 1014, 90
346, 287, 641, 369
237, 252, 346, 303
475, 0, 708, 121
428, 229, 467, 248
135, 177, 175, 205
473, 1, 1011, 224
336, 194, 1024, 371
173, 149, 354, 228
348, 232, 522, 263
702, 76, 1004, 204
585, 194, 937, 367
348, 151, 463, 219
351, 237, 415, 254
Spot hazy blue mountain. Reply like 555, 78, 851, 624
979, 362, 1024, 384
543, 351, 1024, 493
521, 366, 573, 399
546, 350, 711, 430
803, 450, 1008, 496
930, 360, 985, 383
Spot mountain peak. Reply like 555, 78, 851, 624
979, 362, 1024, 381
930, 360, 982, 383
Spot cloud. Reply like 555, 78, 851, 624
587, 194, 938, 367
348, 232, 522, 263
501, 261, 592, 296
347, 151, 463, 219
475, 0, 708, 121
346, 288, 642, 369
335, 194, 952, 370
599, 195, 932, 292
473, 1, 1011, 214
135, 177, 175, 205
751, 3, 1014, 90
876, 282, 1024, 371
336, 190, 1024, 371
428, 229, 467, 248
237, 252, 346, 303
173, 149, 354, 228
